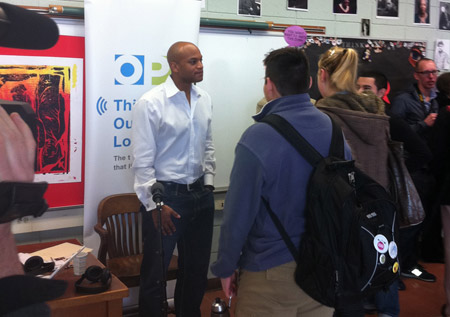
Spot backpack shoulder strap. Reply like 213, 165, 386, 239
261, 197, 299, 262
328, 116, 345, 159
261, 114, 323, 167
261, 113, 346, 165
260, 113, 346, 263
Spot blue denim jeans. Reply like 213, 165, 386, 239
139, 179, 214, 317
374, 280, 400, 317
335, 280, 400, 317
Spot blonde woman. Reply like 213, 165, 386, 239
315, 47, 400, 317
316, 47, 389, 187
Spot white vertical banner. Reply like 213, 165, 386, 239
84, 0, 201, 252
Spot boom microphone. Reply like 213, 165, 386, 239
0, 2, 59, 50
151, 182, 165, 208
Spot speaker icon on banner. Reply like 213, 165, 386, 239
114, 54, 145, 85
96, 97, 108, 116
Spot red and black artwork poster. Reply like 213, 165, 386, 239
0, 35, 85, 208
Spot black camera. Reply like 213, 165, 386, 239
0, 100, 48, 224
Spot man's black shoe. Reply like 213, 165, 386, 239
401, 264, 436, 282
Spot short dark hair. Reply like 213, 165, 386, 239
263, 47, 310, 96
358, 70, 388, 90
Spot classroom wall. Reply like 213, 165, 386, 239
202, 0, 450, 56
7, 0, 449, 243
5, 0, 450, 55
6, 0, 449, 266
4, 0, 448, 309
3, 0, 83, 7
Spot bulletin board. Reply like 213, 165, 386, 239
0, 35, 85, 208
303, 36, 426, 102
199, 28, 426, 190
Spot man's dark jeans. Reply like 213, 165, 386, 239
139, 180, 214, 317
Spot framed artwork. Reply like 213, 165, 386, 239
287, 0, 307, 11
333, 0, 357, 14
238, 0, 261, 17
361, 19, 371, 36
377, 0, 399, 18
439, 1, 450, 30
414, 0, 430, 24
435, 40, 450, 70
0, 35, 85, 208
0, 57, 83, 183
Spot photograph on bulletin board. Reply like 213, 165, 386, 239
287, 0, 307, 11
439, 1, 450, 30
0, 35, 85, 208
237, 0, 261, 17
333, 0, 357, 14
435, 39, 450, 70
414, 0, 430, 24
377, 0, 399, 18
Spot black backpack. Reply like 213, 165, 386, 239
261, 114, 399, 308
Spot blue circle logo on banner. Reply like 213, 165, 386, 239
284, 26, 307, 47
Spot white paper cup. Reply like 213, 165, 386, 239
73, 252, 88, 276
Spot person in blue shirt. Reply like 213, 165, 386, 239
132, 41, 216, 317
210, 47, 351, 316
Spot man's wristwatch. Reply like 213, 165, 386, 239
204, 185, 215, 192
0, 182, 49, 224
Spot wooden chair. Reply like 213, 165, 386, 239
94, 193, 178, 288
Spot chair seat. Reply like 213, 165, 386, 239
107, 254, 178, 286
108, 254, 143, 278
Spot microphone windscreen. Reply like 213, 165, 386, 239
0, 2, 59, 50
151, 182, 165, 196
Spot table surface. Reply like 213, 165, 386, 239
16, 239, 129, 310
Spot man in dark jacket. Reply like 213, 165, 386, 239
390, 59, 441, 276
390, 58, 439, 140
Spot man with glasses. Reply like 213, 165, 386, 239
390, 58, 441, 282
390, 58, 439, 138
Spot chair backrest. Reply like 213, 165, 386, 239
95, 192, 178, 289
95, 193, 143, 264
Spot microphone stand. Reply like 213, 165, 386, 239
155, 201, 169, 317
152, 182, 168, 317
156, 203, 169, 317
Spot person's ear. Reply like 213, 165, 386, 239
309, 76, 313, 89
318, 68, 328, 84
169, 61, 178, 74
377, 88, 387, 99
265, 77, 280, 100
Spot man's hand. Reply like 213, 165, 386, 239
424, 113, 438, 127
151, 205, 180, 235
220, 271, 238, 298
0, 106, 36, 182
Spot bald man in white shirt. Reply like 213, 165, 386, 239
132, 41, 215, 317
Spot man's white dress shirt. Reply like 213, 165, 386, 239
132, 76, 215, 210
